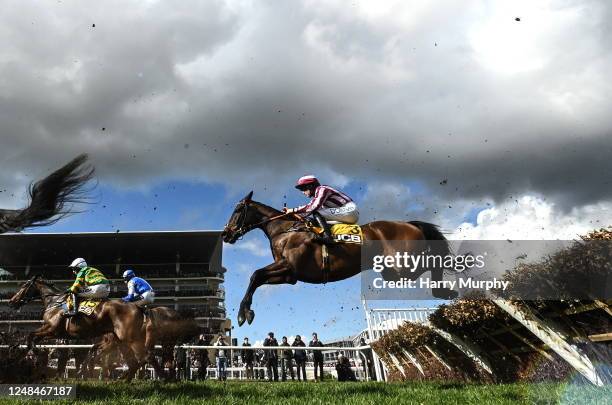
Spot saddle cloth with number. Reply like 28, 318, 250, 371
302, 222, 363, 244
330, 224, 363, 244
66, 296, 103, 316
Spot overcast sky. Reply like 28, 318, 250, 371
1, 0, 611, 235
1, 0, 612, 341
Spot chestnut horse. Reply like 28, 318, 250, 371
8, 276, 164, 380
88, 307, 200, 380
222, 191, 458, 326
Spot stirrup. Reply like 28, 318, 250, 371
313, 214, 335, 244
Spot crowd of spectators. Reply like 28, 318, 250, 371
223, 331, 357, 382
0, 331, 365, 382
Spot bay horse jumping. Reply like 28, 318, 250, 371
0, 154, 94, 234
8, 276, 164, 380
222, 191, 458, 326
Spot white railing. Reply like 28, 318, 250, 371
0, 344, 374, 381
361, 298, 437, 381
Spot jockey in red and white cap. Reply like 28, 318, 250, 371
283, 175, 359, 243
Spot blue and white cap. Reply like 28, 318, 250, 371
122, 269, 135, 280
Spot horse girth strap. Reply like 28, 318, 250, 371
321, 244, 330, 284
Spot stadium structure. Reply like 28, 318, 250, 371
0, 230, 230, 341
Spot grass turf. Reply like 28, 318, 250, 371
1, 380, 610, 404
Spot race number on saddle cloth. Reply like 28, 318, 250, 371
65, 295, 102, 316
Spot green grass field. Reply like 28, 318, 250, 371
1, 380, 610, 405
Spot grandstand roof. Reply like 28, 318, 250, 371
0, 230, 223, 269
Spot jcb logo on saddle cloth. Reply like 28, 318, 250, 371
331, 224, 363, 244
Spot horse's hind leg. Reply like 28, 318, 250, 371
120, 345, 141, 382
88, 335, 118, 380
124, 341, 166, 381
114, 344, 136, 381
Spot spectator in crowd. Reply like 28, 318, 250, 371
241, 337, 255, 379
360, 337, 375, 381
51, 339, 69, 379
335, 354, 357, 382
280, 336, 295, 381
73, 345, 90, 379
214, 335, 228, 381
255, 348, 266, 380
292, 335, 307, 382
263, 332, 279, 381
309, 332, 324, 382
173, 347, 188, 381
195, 334, 210, 380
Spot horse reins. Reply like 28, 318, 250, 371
231, 200, 303, 239
15, 278, 63, 306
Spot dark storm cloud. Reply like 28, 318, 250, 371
0, 0, 611, 215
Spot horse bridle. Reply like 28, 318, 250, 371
227, 199, 302, 241
226, 199, 251, 241
13, 277, 38, 306
14, 276, 60, 306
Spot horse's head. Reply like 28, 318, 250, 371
222, 191, 259, 244
8, 275, 42, 309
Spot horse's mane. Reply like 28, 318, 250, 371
33, 277, 63, 294
251, 200, 302, 221
251, 199, 282, 215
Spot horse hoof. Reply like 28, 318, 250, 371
246, 310, 255, 324
237, 313, 245, 327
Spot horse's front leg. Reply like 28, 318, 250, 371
27, 324, 57, 349
238, 260, 295, 326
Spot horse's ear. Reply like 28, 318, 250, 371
244, 191, 253, 202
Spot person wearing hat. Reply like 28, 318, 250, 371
65, 258, 110, 317
263, 331, 279, 381
283, 175, 359, 244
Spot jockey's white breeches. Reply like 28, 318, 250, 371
133, 291, 155, 307
76, 283, 110, 299
318, 202, 359, 224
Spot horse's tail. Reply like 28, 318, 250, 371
408, 221, 459, 299
407, 221, 452, 256
7, 154, 94, 231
